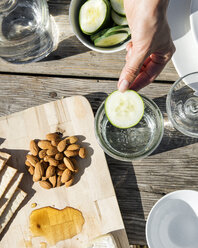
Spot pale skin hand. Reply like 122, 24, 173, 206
118, 0, 175, 92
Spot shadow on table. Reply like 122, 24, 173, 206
40, 36, 90, 62
106, 155, 146, 245
151, 95, 198, 156
85, 92, 108, 114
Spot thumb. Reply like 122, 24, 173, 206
118, 47, 148, 92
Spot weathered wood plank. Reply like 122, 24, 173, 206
0, 1, 178, 81
0, 74, 171, 116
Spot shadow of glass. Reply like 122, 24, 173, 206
0, 148, 35, 241
84, 92, 108, 115
84, 91, 146, 243
106, 155, 146, 244
39, 36, 90, 62
151, 95, 198, 155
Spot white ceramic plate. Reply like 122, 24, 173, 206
146, 190, 198, 248
167, 0, 198, 77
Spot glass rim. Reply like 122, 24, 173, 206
94, 94, 164, 161
166, 71, 198, 138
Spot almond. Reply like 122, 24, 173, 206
30, 140, 39, 156
41, 161, 48, 170
47, 147, 58, 156
56, 169, 63, 176
61, 169, 72, 183
44, 155, 51, 162
65, 176, 74, 187
58, 163, 66, 170
26, 154, 39, 167
48, 157, 59, 166
63, 157, 75, 172
38, 140, 53, 150
79, 147, 86, 159
28, 165, 34, 175
25, 160, 32, 167
67, 144, 80, 151
39, 149, 47, 159
49, 175, 56, 187
42, 176, 47, 181
39, 181, 52, 189
57, 139, 67, 152
55, 153, 64, 161
66, 136, 78, 144
57, 176, 62, 187
33, 162, 44, 181
46, 165, 55, 178
51, 139, 61, 147
46, 133, 60, 141
64, 150, 78, 158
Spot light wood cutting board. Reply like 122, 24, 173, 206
0, 96, 130, 248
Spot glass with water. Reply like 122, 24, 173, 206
0, 0, 56, 63
95, 95, 164, 161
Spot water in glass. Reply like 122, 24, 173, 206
0, 0, 56, 63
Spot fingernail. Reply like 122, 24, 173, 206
118, 79, 130, 92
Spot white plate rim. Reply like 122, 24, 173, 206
146, 189, 198, 248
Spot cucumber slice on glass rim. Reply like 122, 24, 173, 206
105, 90, 144, 129
79, 0, 111, 35
111, 9, 128, 25
94, 30, 129, 47
110, 0, 125, 16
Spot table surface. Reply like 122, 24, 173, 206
1, 1, 198, 247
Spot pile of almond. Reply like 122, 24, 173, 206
25, 133, 86, 189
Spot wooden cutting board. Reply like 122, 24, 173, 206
0, 96, 130, 248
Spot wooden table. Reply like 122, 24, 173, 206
0, 1, 198, 247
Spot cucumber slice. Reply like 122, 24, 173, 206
91, 25, 130, 42
111, 9, 128, 25
94, 30, 129, 47
110, 0, 125, 16
105, 90, 144, 129
105, 25, 130, 35
79, 0, 111, 35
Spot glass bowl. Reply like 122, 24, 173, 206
94, 95, 164, 161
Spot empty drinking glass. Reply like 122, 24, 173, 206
166, 72, 198, 138
0, 0, 56, 63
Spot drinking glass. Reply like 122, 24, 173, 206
0, 0, 57, 64
166, 72, 198, 138
94, 95, 164, 161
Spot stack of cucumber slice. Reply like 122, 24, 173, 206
79, 0, 130, 48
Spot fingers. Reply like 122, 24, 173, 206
129, 54, 170, 91
118, 46, 149, 92
118, 43, 175, 92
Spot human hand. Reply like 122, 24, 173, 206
118, 0, 175, 92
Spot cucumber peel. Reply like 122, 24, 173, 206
105, 90, 144, 128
